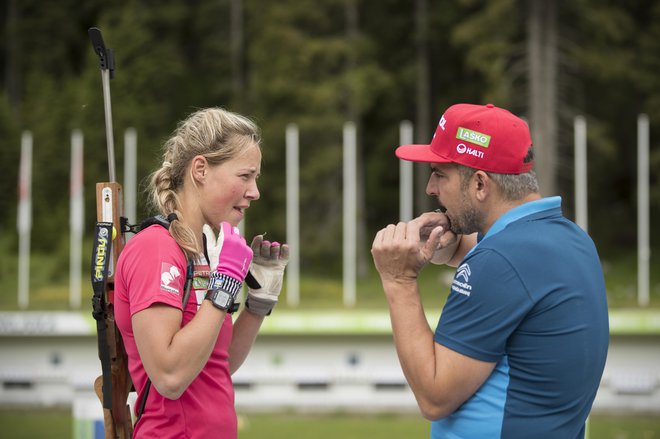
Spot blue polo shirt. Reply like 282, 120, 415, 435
432, 197, 609, 439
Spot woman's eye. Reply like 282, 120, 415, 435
240, 171, 259, 180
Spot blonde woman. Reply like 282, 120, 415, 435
115, 108, 288, 438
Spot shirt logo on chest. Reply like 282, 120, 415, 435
193, 266, 211, 309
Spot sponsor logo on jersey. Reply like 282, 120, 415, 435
193, 273, 210, 290
160, 263, 182, 295
452, 263, 472, 297
193, 261, 211, 308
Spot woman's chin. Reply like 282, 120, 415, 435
228, 211, 244, 226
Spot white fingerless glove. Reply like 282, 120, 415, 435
203, 224, 222, 271
245, 235, 289, 316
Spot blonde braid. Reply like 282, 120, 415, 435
148, 141, 199, 259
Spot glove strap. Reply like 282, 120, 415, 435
245, 296, 275, 316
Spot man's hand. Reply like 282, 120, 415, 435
371, 220, 444, 285
245, 235, 289, 316
411, 211, 461, 265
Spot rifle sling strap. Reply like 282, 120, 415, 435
91, 222, 114, 410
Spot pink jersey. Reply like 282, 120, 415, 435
115, 225, 236, 438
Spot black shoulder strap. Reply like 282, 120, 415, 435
138, 214, 171, 231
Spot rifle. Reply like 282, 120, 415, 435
88, 27, 133, 439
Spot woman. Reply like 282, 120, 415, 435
115, 107, 288, 438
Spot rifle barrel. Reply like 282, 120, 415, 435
101, 69, 116, 182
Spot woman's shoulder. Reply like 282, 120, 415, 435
129, 223, 172, 244
121, 224, 184, 261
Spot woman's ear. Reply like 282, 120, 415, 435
190, 155, 207, 183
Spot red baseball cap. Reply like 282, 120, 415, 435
395, 103, 533, 174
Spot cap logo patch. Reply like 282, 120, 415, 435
438, 115, 447, 131
456, 127, 490, 148
456, 143, 484, 159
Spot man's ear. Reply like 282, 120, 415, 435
473, 170, 490, 202
190, 155, 207, 183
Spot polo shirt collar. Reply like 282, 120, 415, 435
484, 196, 562, 240
470, 196, 562, 254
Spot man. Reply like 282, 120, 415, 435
371, 103, 609, 438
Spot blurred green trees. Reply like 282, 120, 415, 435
0, 0, 658, 277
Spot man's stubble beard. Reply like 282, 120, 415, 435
447, 194, 483, 236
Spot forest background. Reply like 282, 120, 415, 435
0, 0, 658, 308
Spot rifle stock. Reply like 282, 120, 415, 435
94, 376, 117, 438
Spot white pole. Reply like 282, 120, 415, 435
637, 114, 650, 307
399, 121, 414, 221
17, 131, 33, 310
69, 130, 84, 309
343, 122, 357, 307
286, 123, 300, 307
124, 128, 137, 240
574, 116, 588, 232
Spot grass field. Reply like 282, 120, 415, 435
0, 408, 658, 438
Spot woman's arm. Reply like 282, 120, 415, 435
227, 234, 290, 373
228, 309, 265, 374
132, 301, 227, 399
